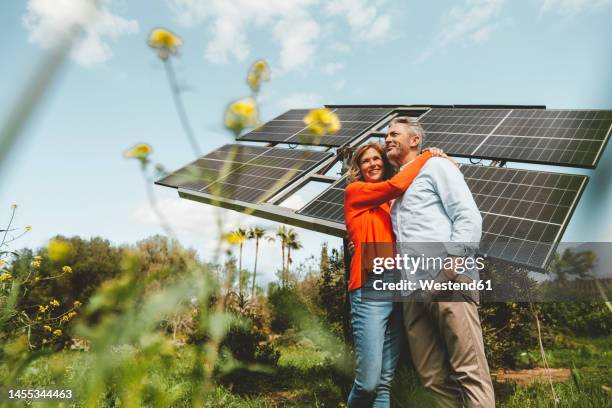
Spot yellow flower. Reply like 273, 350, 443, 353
224, 97, 259, 136
38, 305, 48, 313
25, 225, 32, 231
47, 239, 72, 262
34, 256, 42, 261
303, 108, 341, 136
124, 143, 153, 160
0, 272, 12, 282
53, 329, 62, 337
224, 231, 246, 245
68, 311, 77, 318
43, 325, 52, 332
34, 276, 40, 282
31, 260, 41, 269
49, 299, 60, 307
61, 315, 69, 322
246, 59, 271, 92
148, 28, 182, 60
42, 339, 48, 344
73, 300, 82, 308
62, 266, 73, 274
36, 316, 41, 321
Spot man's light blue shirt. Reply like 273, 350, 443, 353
391, 157, 483, 281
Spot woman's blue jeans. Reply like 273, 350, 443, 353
347, 288, 402, 408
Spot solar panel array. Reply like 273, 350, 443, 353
238, 107, 392, 147
419, 108, 612, 168
297, 165, 587, 271
156, 144, 331, 204
158, 105, 609, 272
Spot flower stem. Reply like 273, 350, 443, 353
142, 170, 177, 240
163, 58, 202, 157
1, 207, 16, 249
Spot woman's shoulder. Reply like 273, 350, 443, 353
345, 180, 366, 192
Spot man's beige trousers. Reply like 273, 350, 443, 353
402, 299, 495, 408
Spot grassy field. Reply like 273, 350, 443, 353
3, 335, 610, 407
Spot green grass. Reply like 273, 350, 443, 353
516, 335, 612, 369
500, 368, 612, 408
277, 344, 331, 371
2, 336, 610, 407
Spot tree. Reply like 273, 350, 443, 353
247, 226, 266, 297
275, 226, 289, 286
548, 249, 597, 282
318, 244, 346, 338
285, 228, 302, 280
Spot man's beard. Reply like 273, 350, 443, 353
386, 150, 403, 167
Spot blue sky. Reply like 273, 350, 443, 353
1, 0, 611, 285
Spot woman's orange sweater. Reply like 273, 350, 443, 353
344, 151, 432, 291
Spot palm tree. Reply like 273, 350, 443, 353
285, 229, 302, 284
276, 226, 289, 286
247, 226, 266, 297
548, 248, 597, 282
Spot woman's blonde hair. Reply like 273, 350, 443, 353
347, 143, 395, 183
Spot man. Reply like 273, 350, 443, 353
385, 117, 495, 408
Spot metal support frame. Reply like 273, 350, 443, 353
178, 188, 346, 237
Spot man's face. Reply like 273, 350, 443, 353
385, 123, 420, 165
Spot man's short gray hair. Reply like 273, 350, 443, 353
389, 116, 426, 153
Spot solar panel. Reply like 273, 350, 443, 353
156, 144, 332, 204
298, 177, 347, 224
238, 107, 392, 147
297, 165, 588, 271
419, 108, 612, 168
419, 108, 511, 156
464, 166, 587, 271
481, 109, 612, 167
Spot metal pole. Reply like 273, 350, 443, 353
342, 237, 353, 345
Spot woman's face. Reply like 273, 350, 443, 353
359, 147, 385, 183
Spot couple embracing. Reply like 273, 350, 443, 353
344, 117, 495, 408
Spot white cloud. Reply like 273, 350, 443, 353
325, 0, 391, 40
540, 0, 612, 15
133, 195, 259, 236
167, 0, 390, 71
273, 17, 320, 71
133, 195, 269, 258
23, 0, 138, 66
279, 92, 323, 111
131, 193, 337, 286
321, 62, 344, 75
416, 0, 504, 63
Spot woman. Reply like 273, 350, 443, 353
344, 143, 447, 407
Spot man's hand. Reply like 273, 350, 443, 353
422, 147, 459, 168
420, 256, 463, 304
441, 256, 461, 281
